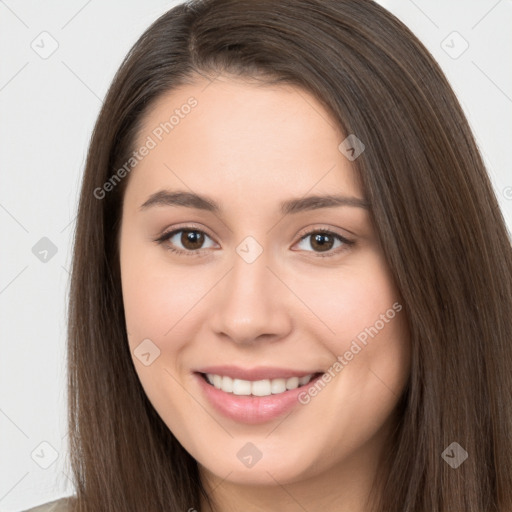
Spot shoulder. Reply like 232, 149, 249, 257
21, 496, 75, 512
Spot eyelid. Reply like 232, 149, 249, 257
294, 224, 353, 242
156, 222, 218, 243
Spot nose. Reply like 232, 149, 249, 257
208, 243, 293, 345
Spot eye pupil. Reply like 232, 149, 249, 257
182, 230, 204, 250
311, 233, 333, 252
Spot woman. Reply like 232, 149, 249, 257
24, 0, 512, 511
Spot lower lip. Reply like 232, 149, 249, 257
194, 372, 322, 424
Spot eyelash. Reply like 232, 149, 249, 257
154, 226, 355, 258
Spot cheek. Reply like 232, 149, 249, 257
120, 233, 189, 337
119, 239, 203, 433
121, 243, 165, 340
290, 250, 411, 409
123, 270, 198, 338
292, 251, 402, 350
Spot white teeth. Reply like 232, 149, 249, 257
298, 375, 311, 385
252, 379, 271, 396
270, 378, 286, 394
286, 376, 299, 390
212, 374, 222, 389
221, 376, 233, 392
232, 379, 252, 395
205, 373, 316, 396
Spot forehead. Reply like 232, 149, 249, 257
125, 76, 362, 209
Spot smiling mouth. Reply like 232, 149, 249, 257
199, 372, 323, 397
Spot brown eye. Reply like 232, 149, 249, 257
180, 230, 205, 250
156, 228, 216, 256
295, 229, 354, 258
309, 232, 335, 252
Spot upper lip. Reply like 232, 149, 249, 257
195, 365, 322, 381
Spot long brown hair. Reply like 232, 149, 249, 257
66, 0, 512, 510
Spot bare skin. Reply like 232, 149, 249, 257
119, 75, 411, 512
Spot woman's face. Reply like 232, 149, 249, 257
119, 76, 410, 490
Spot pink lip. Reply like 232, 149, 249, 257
195, 365, 320, 381
194, 371, 323, 424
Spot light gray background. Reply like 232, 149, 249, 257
1, 1, 511, 510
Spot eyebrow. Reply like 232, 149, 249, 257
139, 189, 370, 215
